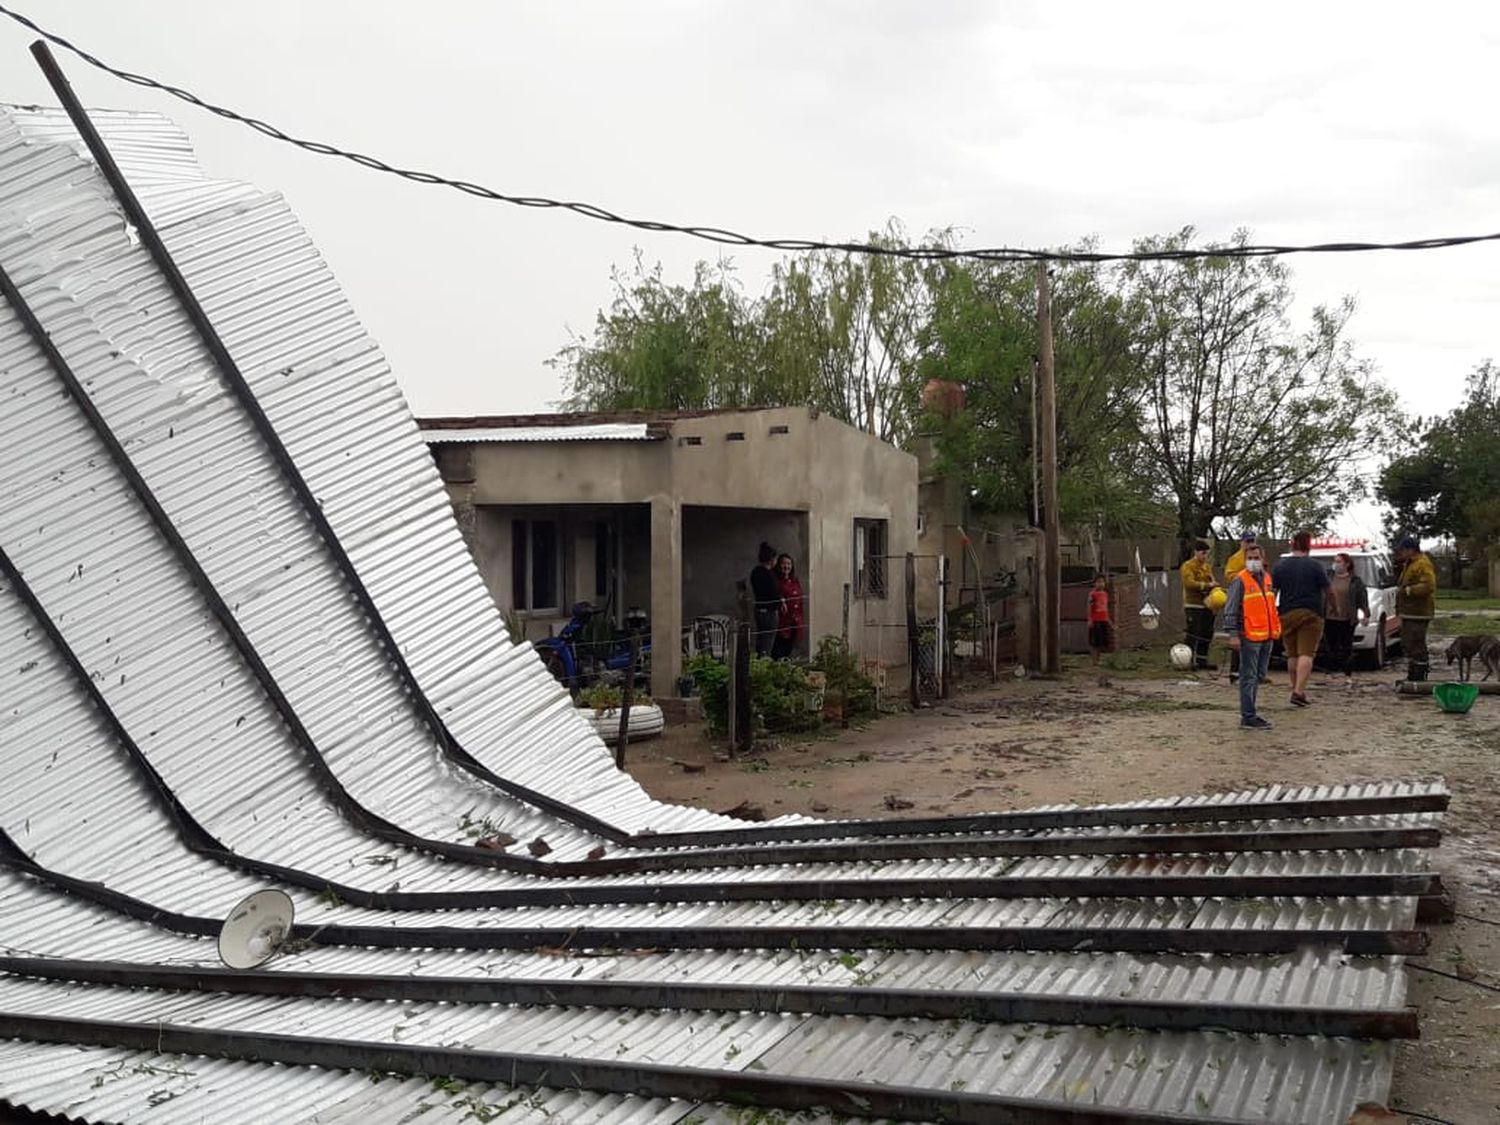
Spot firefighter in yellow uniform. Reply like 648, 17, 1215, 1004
1179, 540, 1217, 670
1394, 536, 1437, 681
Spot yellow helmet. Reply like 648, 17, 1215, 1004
1206, 587, 1228, 612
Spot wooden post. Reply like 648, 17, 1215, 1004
937, 555, 950, 699
841, 582, 851, 648
732, 579, 752, 754
1036, 264, 1061, 675
614, 630, 639, 770
726, 626, 739, 758
905, 552, 920, 707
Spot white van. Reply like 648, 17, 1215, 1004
1307, 539, 1401, 668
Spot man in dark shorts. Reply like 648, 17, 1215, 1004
1272, 530, 1331, 707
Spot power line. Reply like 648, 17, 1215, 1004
4, 4, 1500, 265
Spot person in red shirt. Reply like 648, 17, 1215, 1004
771, 553, 805, 660
1088, 573, 1112, 666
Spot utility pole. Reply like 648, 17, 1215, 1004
1036, 264, 1061, 675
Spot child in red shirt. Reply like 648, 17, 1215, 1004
1088, 573, 1112, 666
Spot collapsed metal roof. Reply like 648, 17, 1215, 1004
0, 72, 1452, 1125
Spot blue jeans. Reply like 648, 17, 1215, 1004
1239, 639, 1272, 720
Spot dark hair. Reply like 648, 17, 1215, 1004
1291, 530, 1313, 553
757, 541, 776, 564
1193, 539, 1211, 552
1093, 572, 1108, 584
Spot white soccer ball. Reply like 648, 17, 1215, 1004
1169, 643, 1195, 670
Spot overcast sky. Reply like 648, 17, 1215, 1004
3, 2, 1497, 439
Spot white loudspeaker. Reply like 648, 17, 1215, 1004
218, 889, 295, 970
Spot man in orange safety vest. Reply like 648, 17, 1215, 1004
1220, 542, 1281, 730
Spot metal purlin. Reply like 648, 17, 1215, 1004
26, 42, 1455, 853
0, 845, 1429, 956
28, 39, 634, 845
0, 956, 1421, 1039
0, 265, 594, 880
0, 1011, 1254, 1125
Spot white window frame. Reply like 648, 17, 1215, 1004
512, 518, 564, 614
853, 517, 889, 600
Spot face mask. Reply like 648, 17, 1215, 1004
1247, 559, 1264, 574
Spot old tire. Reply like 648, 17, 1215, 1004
583, 703, 665, 743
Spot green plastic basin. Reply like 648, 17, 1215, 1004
1433, 682, 1479, 714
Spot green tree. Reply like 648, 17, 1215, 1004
553, 223, 944, 445
553, 255, 766, 412
759, 222, 943, 444
1123, 228, 1400, 546
919, 256, 1160, 532
1380, 361, 1500, 549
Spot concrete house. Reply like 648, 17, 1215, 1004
420, 406, 919, 697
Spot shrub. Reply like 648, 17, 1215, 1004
749, 656, 820, 734
810, 636, 877, 717
686, 653, 730, 734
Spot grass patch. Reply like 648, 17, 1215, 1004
1436, 592, 1500, 611
1430, 616, 1500, 636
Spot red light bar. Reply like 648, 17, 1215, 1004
1308, 538, 1368, 549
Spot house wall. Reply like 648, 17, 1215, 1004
427, 407, 918, 695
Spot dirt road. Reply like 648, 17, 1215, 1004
628, 662, 1500, 1124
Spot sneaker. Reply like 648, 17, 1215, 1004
1289, 693, 1310, 707
1240, 715, 1273, 730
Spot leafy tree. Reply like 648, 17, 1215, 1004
1380, 361, 1500, 549
554, 223, 944, 445
1123, 228, 1400, 547
553, 255, 766, 412
919, 256, 1161, 533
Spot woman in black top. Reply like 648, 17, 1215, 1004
749, 541, 781, 656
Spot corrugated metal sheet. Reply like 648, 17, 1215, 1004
0, 102, 1448, 1125
420, 423, 658, 443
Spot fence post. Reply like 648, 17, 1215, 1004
614, 629, 639, 770
937, 555, 950, 699
841, 582, 851, 649
906, 552, 919, 707
732, 578, 752, 754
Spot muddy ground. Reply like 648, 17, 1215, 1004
627, 658, 1500, 1124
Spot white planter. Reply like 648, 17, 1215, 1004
581, 702, 665, 742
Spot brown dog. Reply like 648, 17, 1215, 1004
1445, 633, 1500, 681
